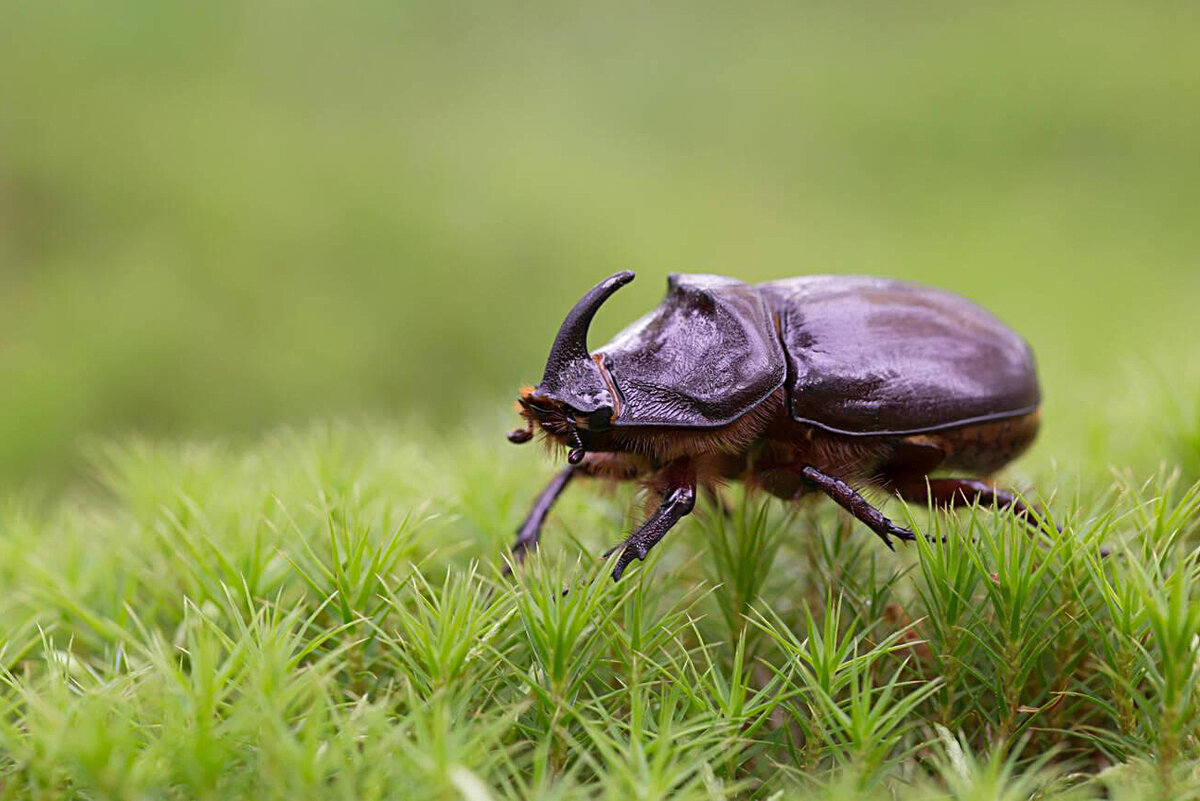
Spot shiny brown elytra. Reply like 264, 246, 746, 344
507, 271, 1049, 581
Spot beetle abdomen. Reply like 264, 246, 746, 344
759, 276, 1040, 436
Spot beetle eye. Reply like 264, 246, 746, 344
584, 408, 613, 431
522, 400, 554, 415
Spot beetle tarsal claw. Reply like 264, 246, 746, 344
608, 543, 640, 582
885, 525, 916, 548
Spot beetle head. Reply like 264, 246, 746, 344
507, 271, 634, 462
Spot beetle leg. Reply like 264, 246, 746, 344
704, 485, 735, 520
892, 477, 1052, 532
604, 460, 697, 581
891, 476, 1115, 554
799, 465, 915, 550
504, 465, 578, 574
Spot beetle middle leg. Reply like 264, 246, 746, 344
704, 485, 736, 520
798, 464, 916, 550
604, 459, 696, 581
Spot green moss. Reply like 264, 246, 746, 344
0, 420, 1196, 798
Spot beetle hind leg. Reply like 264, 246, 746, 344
891, 476, 1051, 532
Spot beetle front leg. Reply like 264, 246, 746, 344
799, 464, 915, 550
505, 465, 578, 573
605, 460, 696, 581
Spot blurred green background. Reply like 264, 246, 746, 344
1, 0, 1198, 485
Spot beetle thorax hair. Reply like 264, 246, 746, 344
609, 389, 784, 462
514, 387, 785, 466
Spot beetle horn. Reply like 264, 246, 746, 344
534, 271, 634, 415
542, 271, 635, 379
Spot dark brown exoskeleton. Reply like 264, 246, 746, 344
507, 271, 1048, 581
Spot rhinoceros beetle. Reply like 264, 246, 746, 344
507, 271, 1047, 581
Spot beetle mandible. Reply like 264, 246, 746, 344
507, 271, 1046, 581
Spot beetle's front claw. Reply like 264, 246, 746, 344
511, 534, 535, 559
604, 538, 647, 581
502, 538, 534, 577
